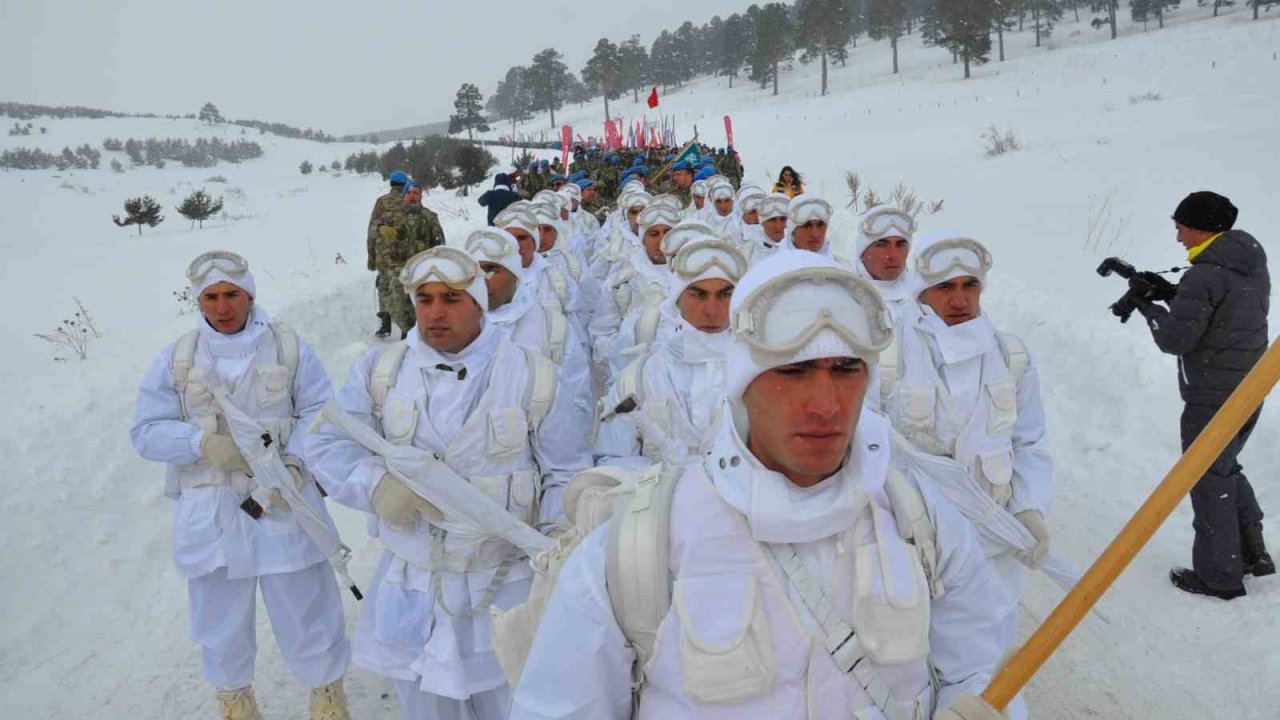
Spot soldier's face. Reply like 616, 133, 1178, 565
920, 276, 983, 326
792, 220, 828, 251
413, 282, 483, 353
714, 198, 734, 217
678, 279, 733, 333
693, 195, 705, 209
744, 210, 760, 225
537, 224, 558, 253
506, 227, 537, 268
582, 187, 597, 202
860, 237, 910, 281
673, 170, 693, 188
627, 206, 645, 233
642, 225, 671, 264
742, 357, 867, 488
404, 188, 423, 205
199, 281, 253, 335
763, 217, 788, 242
479, 262, 518, 310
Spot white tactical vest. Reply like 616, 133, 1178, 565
882, 328, 1028, 508
367, 338, 557, 572
611, 349, 723, 464
171, 323, 299, 496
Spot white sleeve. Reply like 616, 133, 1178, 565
130, 343, 204, 465
302, 347, 387, 514
283, 337, 334, 463
531, 365, 593, 531
914, 473, 1024, 719
1007, 357, 1054, 518
509, 525, 635, 720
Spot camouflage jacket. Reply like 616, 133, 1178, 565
374, 205, 445, 271
367, 191, 402, 264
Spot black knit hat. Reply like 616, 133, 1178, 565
1172, 191, 1238, 232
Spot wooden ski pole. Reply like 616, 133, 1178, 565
983, 337, 1280, 710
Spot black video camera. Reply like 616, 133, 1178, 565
1097, 257, 1180, 323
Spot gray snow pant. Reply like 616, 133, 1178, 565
1181, 402, 1265, 591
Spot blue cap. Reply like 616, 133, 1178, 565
389, 170, 409, 185
694, 167, 714, 181
629, 165, 649, 177
540, 159, 550, 168
550, 173, 567, 183
527, 163, 537, 172
401, 180, 419, 196
671, 159, 695, 173
575, 179, 594, 189
632, 157, 645, 167
569, 170, 587, 182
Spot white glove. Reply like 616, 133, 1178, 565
283, 456, 308, 492
934, 694, 1007, 720
370, 473, 442, 530
1015, 510, 1050, 569
199, 433, 251, 474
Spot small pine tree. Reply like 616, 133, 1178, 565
330, 160, 341, 171
299, 160, 313, 175
198, 102, 223, 125
176, 189, 224, 229
112, 196, 164, 235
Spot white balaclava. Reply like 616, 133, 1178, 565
400, 246, 489, 312
783, 193, 834, 255
464, 227, 524, 283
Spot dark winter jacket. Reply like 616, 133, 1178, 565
1139, 229, 1270, 406
477, 186, 522, 226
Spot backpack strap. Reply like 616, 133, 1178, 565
269, 322, 300, 389
546, 264, 569, 307
171, 329, 201, 420
522, 348, 558, 432
884, 467, 944, 599
540, 304, 568, 366
369, 342, 411, 429
996, 332, 1029, 386
634, 303, 662, 347
878, 330, 901, 409
606, 462, 680, 668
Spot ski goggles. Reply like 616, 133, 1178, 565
860, 206, 916, 241
559, 184, 582, 201
622, 192, 653, 212
789, 196, 832, 226
660, 221, 719, 258
465, 228, 520, 263
758, 195, 791, 222
741, 194, 765, 214
494, 206, 539, 236
708, 183, 735, 202
186, 250, 249, 284
399, 246, 480, 291
532, 202, 561, 227
737, 185, 767, 203
732, 266, 894, 365
650, 194, 682, 213
671, 239, 748, 283
691, 180, 709, 197
915, 237, 992, 285
637, 204, 680, 232
534, 190, 565, 212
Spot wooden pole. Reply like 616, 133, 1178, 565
983, 338, 1280, 709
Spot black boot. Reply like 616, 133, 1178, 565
375, 313, 392, 339
1169, 567, 1245, 600
1242, 523, 1276, 577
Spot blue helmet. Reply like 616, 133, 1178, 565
389, 170, 409, 186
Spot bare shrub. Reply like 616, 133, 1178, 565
983, 126, 1022, 157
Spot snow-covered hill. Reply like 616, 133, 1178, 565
2, 6, 1278, 718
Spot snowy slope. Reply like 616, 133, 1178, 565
3, 7, 1279, 719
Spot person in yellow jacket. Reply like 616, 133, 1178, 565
771, 165, 805, 198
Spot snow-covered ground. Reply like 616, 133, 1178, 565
3, 6, 1278, 718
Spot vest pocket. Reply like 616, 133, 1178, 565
985, 378, 1018, 436
508, 469, 539, 524
675, 574, 775, 704
899, 386, 936, 433
976, 450, 1015, 507
852, 541, 932, 665
255, 365, 292, 409
487, 408, 529, 458
382, 398, 418, 445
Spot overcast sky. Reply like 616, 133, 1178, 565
1, 0, 754, 135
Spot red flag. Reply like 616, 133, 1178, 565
647, 86, 659, 109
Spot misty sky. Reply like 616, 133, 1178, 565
1, 0, 754, 135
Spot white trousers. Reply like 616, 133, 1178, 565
187, 561, 350, 691
392, 679, 510, 720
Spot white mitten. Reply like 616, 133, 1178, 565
370, 473, 440, 530
1015, 510, 1050, 569
283, 456, 308, 492
934, 694, 1007, 720
199, 433, 251, 474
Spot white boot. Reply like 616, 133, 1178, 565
309, 677, 352, 720
216, 687, 264, 720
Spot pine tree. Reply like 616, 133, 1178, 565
934, 0, 996, 78
198, 102, 222, 125
112, 196, 164, 235
796, 0, 856, 96
452, 144, 492, 189
1091, 0, 1120, 38
489, 66, 535, 123
527, 48, 572, 129
582, 38, 623, 120
176, 189, 224, 229
1028, 0, 1064, 44
1130, 0, 1179, 29
618, 35, 650, 103
748, 2, 795, 95
299, 160, 313, 175
869, 0, 910, 73
718, 14, 753, 87
448, 83, 490, 140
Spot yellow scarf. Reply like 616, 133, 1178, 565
1187, 232, 1222, 262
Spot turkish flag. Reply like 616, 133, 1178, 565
647, 86, 659, 109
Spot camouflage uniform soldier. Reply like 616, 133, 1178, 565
368, 171, 410, 336
373, 184, 446, 338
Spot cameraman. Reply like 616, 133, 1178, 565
1131, 191, 1273, 599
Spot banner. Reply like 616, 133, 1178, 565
560, 125, 572, 168
724, 115, 735, 150
647, 86, 659, 109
